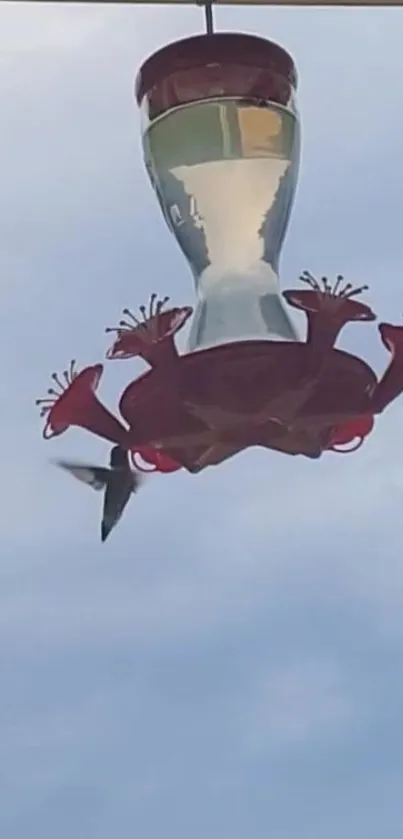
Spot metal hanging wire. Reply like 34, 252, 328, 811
204, 0, 214, 34
197, 0, 215, 35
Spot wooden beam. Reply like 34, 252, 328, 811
0, 0, 402, 6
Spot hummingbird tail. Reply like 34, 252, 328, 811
101, 520, 113, 543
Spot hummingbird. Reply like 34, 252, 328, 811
54, 445, 144, 542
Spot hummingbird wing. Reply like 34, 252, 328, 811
54, 460, 110, 491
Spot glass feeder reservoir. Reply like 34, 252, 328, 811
135, 32, 301, 351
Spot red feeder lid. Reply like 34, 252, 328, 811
135, 33, 297, 117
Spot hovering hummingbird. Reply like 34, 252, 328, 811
54, 445, 143, 542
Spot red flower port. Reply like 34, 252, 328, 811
283, 271, 375, 353
371, 320, 403, 413
35, 360, 131, 447
379, 321, 403, 355
105, 293, 193, 368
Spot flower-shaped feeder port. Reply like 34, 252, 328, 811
105, 293, 193, 368
371, 320, 403, 413
283, 272, 376, 357
35, 360, 131, 447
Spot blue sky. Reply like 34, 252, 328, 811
1, 3, 403, 837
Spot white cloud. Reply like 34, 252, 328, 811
243, 656, 355, 751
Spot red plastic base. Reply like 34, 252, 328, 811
119, 340, 376, 472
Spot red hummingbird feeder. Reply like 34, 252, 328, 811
36, 32, 403, 475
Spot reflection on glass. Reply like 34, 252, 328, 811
143, 96, 301, 350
